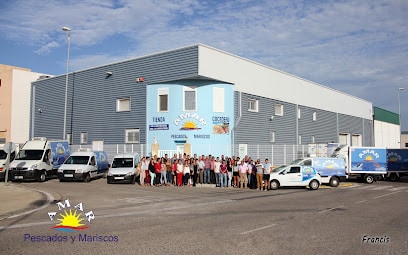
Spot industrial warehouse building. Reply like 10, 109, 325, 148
29, 44, 381, 162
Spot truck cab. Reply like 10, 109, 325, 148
269, 165, 322, 190
0, 143, 16, 180
9, 138, 70, 182
58, 150, 109, 182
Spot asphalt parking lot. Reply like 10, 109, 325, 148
0, 178, 407, 255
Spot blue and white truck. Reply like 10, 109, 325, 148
57, 150, 109, 182
386, 149, 408, 181
9, 138, 70, 182
332, 145, 387, 184
290, 157, 346, 187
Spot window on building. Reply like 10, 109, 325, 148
184, 87, 196, 111
312, 112, 317, 121
311, 135, 315, 144
298, 108, 301, 119
126, 129, 140, 143
270, 131, 275, 143
158, 88, 168, 112
405, 143, 408, 148
352, 134, 362, 146
298, 135, 302, 145
248, 98, 259, 112
117, 98, 130, 112
213, 87, 225, 112
275, 104, 283, 116
80, 132, 88, 144
67, 133, 73, 145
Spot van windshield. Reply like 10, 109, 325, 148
64, 156, 89, 165
112, 158, 133, 168
0, 150, 6, 160
15, 150, 43, 160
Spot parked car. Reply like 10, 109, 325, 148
269, 165, 322, 190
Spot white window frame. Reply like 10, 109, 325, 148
311, 135, 315, 144
183, 87, 197, 111
298, 108, 301, 119
312, 112, 317, 121
275, 104, 283, 116
213, 87, 225, 112
298, 135, 302, 145
80, 132, 88, 144
248, 98, 259, 112
270, 131, 275, 143
158, 88, 168, 112
125, 129, 140, 144
116, 97, 131, 112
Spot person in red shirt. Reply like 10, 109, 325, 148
154, 158, 161, 186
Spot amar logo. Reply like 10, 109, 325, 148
48, 199, 95, 233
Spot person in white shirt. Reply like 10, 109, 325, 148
263, 159, 272, 191
214, 157, 221, 187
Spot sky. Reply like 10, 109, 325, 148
1, 0, 408, 129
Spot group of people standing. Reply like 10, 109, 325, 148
137, 153, 274, 190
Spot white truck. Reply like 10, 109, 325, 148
57, 150, 109, 182
290, 157, 346, 187
9, 138, 70, 182
107, 153, 140, 184
0, 143, 16, 181
332, 145, 387, 184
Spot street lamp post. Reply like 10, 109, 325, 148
398, 87, 404, 147
62, 27, 71, 140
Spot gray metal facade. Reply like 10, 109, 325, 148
233, 91, 373, 146
31, 46, 199, 144
31, 44, 372, 149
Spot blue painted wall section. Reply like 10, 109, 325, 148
147, 81, 234, 156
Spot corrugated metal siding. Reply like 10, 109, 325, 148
31, 46, 199, 144
234, 92, 373, 146
298, 106, 338, 144
234, 92, 297, 144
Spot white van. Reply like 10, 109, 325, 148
58, 151, 109, 182
107, 153, 140, 184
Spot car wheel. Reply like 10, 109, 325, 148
84, 174, 91, 183
38, 171, 46, 182
270, 180, 279, 190
364, 174, 374, 184
131, 176, 136, 184
107, 178, 111, 184
329, 177, 340, 187
309, 180, 320, 190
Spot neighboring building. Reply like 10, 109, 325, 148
373, 107, 401, 148
31, 44, 374, 158
400, 131, 408, 148
0, 64, 49, 144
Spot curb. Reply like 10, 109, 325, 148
0, 184, 55, 220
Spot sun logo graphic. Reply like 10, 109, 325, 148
48, 199, 95, 233
180, 120, 201, 130
364, 155, 374, 161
